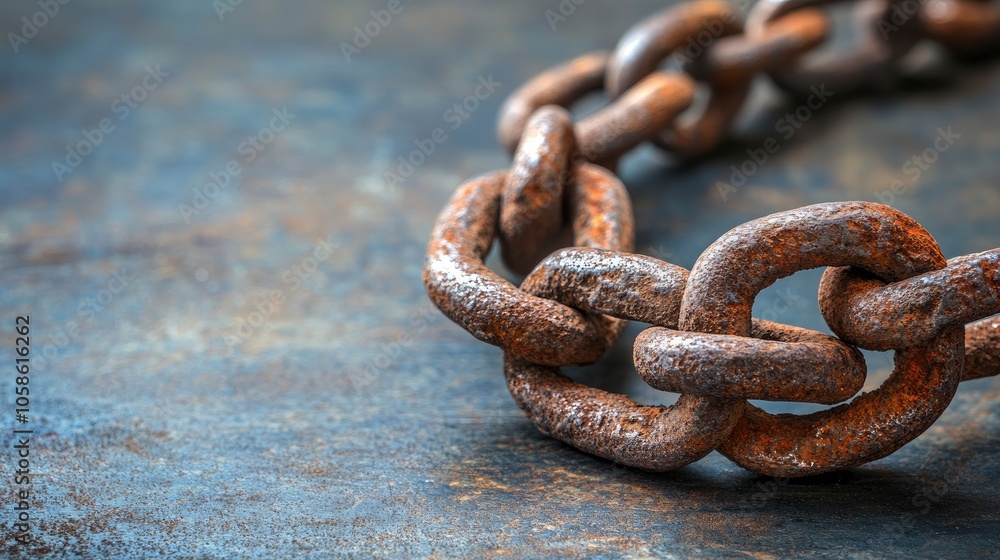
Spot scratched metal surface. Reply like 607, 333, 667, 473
0, 0, 998, 558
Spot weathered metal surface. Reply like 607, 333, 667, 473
1, 0, 999, 557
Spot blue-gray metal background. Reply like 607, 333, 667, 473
0, 0, 998, 557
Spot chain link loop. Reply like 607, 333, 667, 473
425, 0, 1000, 477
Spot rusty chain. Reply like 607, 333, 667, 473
424, 0, 1000, 477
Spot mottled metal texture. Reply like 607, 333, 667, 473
1, 1, 999, 558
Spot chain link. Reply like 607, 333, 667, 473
424, 0, 1000, 477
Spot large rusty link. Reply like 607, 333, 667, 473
427, 0, 1000, 479
696, 202, 964, 477
606, 1, 751, 157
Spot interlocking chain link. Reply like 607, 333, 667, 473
424, 0, 1000, 477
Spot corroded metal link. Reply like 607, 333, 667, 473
921, 0, 1000, 55
634, 320, 866, 404
505, 357, 743, 472
497, 51, 609, 156
721, 327, 964, 477
964, 315, 1000, 380
746, 0, 922, 96
505, 248, 743, 472
605, 0, 744, 97
495, 50, 696, 168
606, 1, 749, 157
500, 106, 576, 276
435, 0, 1000, 478
575, 73, 696, 166
819, 249, 1000, 351
653, 82, 749, 158
680, 202, 947, 337
683, 9, 829, 88
564, 164, 636, 253
687, 202, 964, 477
423, 165, 633, 367
520, 247, 690, 328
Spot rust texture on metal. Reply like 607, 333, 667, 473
634, 321, 866, 405
424, 0, 1000, 477
965, 315, 1000, 380
682, 202, 961, 477
819, 249, 1000, 351
500, 106, 576, 275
